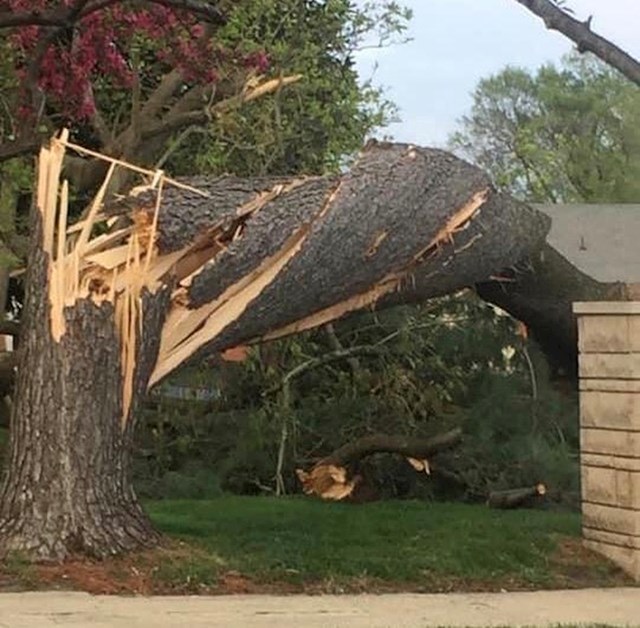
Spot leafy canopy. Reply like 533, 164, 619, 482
450, 54, 640, 203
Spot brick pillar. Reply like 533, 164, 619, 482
574, 302, 640, 581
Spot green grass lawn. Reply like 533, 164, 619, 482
144, 497, 628, 592
0, 497, 630, 594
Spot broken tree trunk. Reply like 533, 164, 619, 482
0, 133, 548, 559
0, 138, 168, 559
475, 244, 634, 378
296, 428, 463, 501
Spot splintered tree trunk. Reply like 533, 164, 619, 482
0, 207, 168, 559
0, 133, 549, 560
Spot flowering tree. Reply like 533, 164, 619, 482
0, 0, 273, 177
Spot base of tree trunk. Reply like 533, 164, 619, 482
0, 491, 159, 561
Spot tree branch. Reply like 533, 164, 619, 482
319, 429, 464, 468
514, 0, 640, 86
142, 75, 303, 143
0, 0, 226, 29
296, 428, 463, 500
0, 138, 42, 163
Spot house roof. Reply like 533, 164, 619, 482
534, 204, 640, 283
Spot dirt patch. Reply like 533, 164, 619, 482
547, 536, 632, 589
0, 536, 634, 596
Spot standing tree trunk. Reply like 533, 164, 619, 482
0, 205, 169, 559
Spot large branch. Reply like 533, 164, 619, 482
0, 0, 226, 29
476, 243, 632, 378
514, 0, 640, 86
296, 429, 463, 500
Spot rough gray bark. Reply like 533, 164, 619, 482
475, 243, 629, 378
150, 142, 549, 365
0, 208, 170, 560
0, 140, 552, 558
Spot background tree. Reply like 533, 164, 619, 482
450, 54, 640, 203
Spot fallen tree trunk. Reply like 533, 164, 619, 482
144, 140, 549, 381
0, 134, 548, 559
382, 238, 636, 380
487, 483, 547, 509
296, 428, 463, 501
475, 244, 635, 378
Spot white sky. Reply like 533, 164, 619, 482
355, 0, 640, 147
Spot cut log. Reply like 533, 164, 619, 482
296, 428, 462, 501
487, 483, 547, 509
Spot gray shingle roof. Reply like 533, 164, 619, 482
534, 204, 640, 283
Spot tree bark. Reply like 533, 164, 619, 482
0, 204, 169, 560
146, 141, 549, 382
514, 0, 640, 87
475, 243, 630, 378
0, 136, 550, 559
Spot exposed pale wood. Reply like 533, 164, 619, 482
82, 227, 133, 255
66, 212, 108, 234
42, 130, 68, 256
150, 223, 315, 386
263, 273, 402, 341
424, 189, 488, 253
85, 244, 135, 270
241, 75, 302, 105
262, 190, 489, 343
75, 161, 117, 257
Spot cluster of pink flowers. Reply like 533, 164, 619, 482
6, 0, 269, 120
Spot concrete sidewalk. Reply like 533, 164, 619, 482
0, 588, 638, 627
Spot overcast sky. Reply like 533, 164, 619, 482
355, 0, 640, 147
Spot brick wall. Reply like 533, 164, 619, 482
574, 302, 640, 581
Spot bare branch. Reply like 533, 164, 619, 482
515, 0, 640, 86
0, 137, 42, 163
0, 0, 226, 30
142, 75, 303, 142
